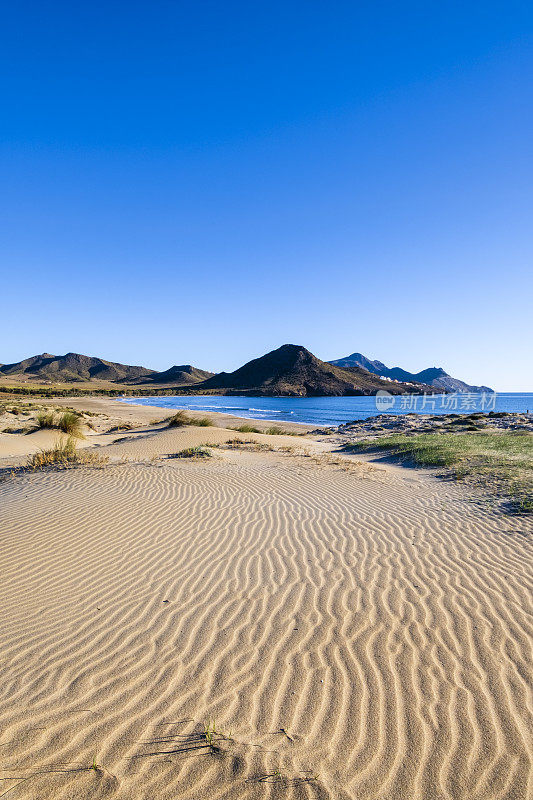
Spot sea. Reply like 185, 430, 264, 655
120, 393, 533, 428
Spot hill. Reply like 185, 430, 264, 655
330, 352, 493, 392
0, 352, 155, 383
198, 344, 435, 396
131, 364, 214, 385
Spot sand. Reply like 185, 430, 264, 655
0, 400, 531, 799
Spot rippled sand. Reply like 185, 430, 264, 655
0, 423, 531, 799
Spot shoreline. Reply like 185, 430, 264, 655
118, 396, 323, 428
117, 393, 532, 429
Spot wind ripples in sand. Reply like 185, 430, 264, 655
0, 445, 531, 799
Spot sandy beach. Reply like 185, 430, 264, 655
0, 398, 531, 799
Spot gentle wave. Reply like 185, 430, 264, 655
249, 408, 285, 413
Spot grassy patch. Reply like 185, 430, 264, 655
171, 446, 213, 459
232, 424, 261, 433
56, 411, 84, 437
348, 431, 533, 513
27, 436, 108, 470
167, 411, 214, 428
194, 417, 214, 427
264, 425, 299, 436
167, 411, 189, 427
34, 410, 85, 438
36, 411, 56, 429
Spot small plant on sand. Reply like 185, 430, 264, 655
167, 411, 191, 427
172, 446, 212, 459
252, 769, 319, 785
29, 436, 77, 467
27, 437, 108, 470
108, 422, 136, 432
223, 439, 273, 451
90, 755, 100, 772
193, 417, 214, 427
56, 411, 85, 438
203, 720, 233, 749
34, 410, 85, 438
167, 411, 214, 428
232, 424, 261, 433
36, 410, 56, 429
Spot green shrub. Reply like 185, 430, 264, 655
34, 410, 84, 438
232, 424, 260, 433
193, 417, 214, 427
172, 446, 212, 459
167, 411, 214, 428
36, 411, 56, 429
57, 411, 85, 438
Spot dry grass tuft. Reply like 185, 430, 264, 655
108, 422, 136, 433
167, 411, 190, 427
27, 436, 108, 470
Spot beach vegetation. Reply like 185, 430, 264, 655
230, 423, 300, 436
348, 430, 533, 513
264, 426, 300, 436
232, 424, 261, 433
56, 411, 85, 437
34, 410, 85, 438
27, 436, 108, 470
167, 411, 213, 428
172, 446, 212, 458
203, 720, 233, 750
108, 422, 136, 432
36, 410, 56, 429
167, 411, 190, 427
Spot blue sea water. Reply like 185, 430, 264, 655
121, 393, 533, 428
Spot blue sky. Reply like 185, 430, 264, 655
1, 2, 532, 390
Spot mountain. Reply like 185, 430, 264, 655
197, 344, 435, 396
329, 353, 493, 392
0, 353, 155, 383
334, 352, 389, 374
131, 364, 214, 385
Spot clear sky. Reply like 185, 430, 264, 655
1, 2, 532, 390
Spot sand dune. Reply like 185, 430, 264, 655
0, 419, 531, 799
